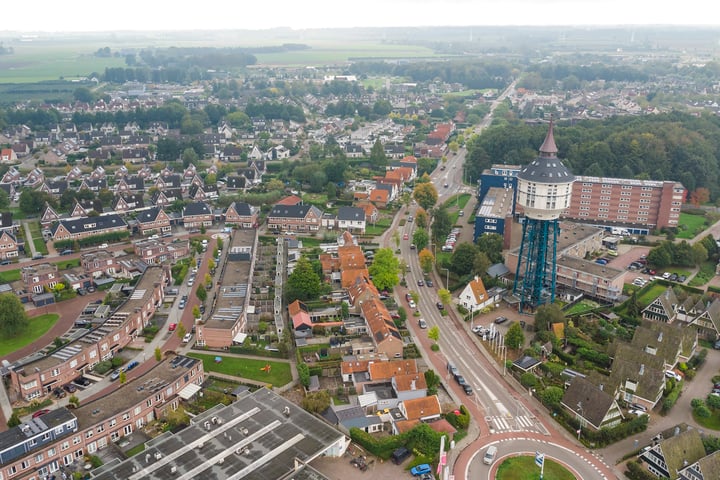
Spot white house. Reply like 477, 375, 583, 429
337, 206, 366, 234
458, 276, 495, 312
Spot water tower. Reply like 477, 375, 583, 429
513, 119, 574, 311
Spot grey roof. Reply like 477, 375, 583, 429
0, 407, 76, 452
269, 204, 321, 219
337, 206, 365, 221
137, 207, 165, 224
229, 202, 252, 216
486, 263, 510, 278
561, 376, 618, 430
50, 213, 127, 236
183, 201, 211, 216
91, 388, 346, 480
512, 355, 541, 371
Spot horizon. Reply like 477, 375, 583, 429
2, 0, 718, 33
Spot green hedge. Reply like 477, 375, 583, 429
54, 230, 129, 250
662, 380, 684, 413
350, 422, 447, 461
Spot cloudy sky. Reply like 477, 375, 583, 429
2, 0, 715, 32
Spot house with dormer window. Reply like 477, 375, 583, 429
458, 276, 496, 312
112, 194, 144, 213
642, 288, 679, 323
224, 202, 257, 228
561, 376, 623, 431
50, 214, 128, 241
639, 429, 706, 479
136, 207, 171, 235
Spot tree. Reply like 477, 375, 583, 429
176, 323, 186, 340
476, 233, 504, 264
430, 205, 452, 242
369, 139, 387, 169
438, 289, 451, 306
7, 412, 20, 428
286, 256, 322, 302
217, 237, 224, 250
19, 189, 56, 215
181, 147, 199, 168
413, 182, 438, 211
68, 395, 80, 408
647, 244, 672, 268
692, 243, 708, 266
204, 273, 212, 287
534, 303, 565, 332
505, 322, 525, 350
367, 248, 400, 291
0, 189, 9, 210
413, 229, 429, 251
424, 370, 440, 396
415, 208, 429, 229
473, 251, 491, 278
419, 248, 435, 273
205, 173, 217, 185
154, 347, 162, 361
0, 293, 28, 337
450, 243, 479, 276
196, 284, 207, 302
192, 305, 201, 319
297, 362, 310, 388
540, 386, 564, 407
428, 325, 440, 343
301, 390, 331, 413
392, 230, 400, 249
73, 87, 94, 103
119, 371, 127, 384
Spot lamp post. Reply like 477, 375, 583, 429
442, 268, 449, 290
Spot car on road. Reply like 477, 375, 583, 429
409, 244, 416, 250
436, 302, 444, 310
417, 279, 424, 287
418, 318, 427, 329
178, 299, 186, 309
60, 249, 74, 256
458, 210, 464, 216
110, 369, 122, 381
443, 183, 448, 188
408, 300, 416, 309
426, 279, 433, 287
405, 293, 412, 302
454, 374, 467, 386
494, 316, 508, 324
32, 409, 51, 418
403, 233, 409, 240
408, 215, 413, 222
483, 445, 497, 465
168, 323, 177, 332
182, 333, 193, 344
462, 384, 473, 395
410, 464, 431, 476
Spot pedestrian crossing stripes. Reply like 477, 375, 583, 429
488, 415, 535, 432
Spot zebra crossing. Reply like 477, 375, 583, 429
487, 415, 536, 433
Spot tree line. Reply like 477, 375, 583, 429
465, 112, 720, 200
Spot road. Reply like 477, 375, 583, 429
393, 79, 614, 479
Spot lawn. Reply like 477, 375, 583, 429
495, 456, 575, 480
0, 268, 21, 283
676, 212, 708, 239
688, 261, 716, 287
55, 258, 81, 270
692, 408, 720, 430
187, 353, 292, 387
637, 284, 669, 307
564, 299, 600, 316
0, 314, 59, 357
366, 219, 393, 236
28, 221, 49, 255
443, 193, 471, 210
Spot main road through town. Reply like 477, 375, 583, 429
390, 81, 616, 479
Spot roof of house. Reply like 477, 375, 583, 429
401, 395, 441, 420
609, 343, 666, 401
465, 276, 488, 304
630, 320, 695, 365
368, 360, 417, 381
136, 207, 167, 224
268, 204, 321, 219
658, 429, 706, 478
183, 201, 211, 217
642, 287, 679, 321
228, 201, 252, 217
276, 195, 303, 206
337, 206, 365, 222
50, 214, 127, 236
394, 373, 427, 392
679, 450, 720, 480
561, 376, 619, 429
361, 297, 402, 348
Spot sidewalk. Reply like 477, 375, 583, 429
22, 221, 38, 257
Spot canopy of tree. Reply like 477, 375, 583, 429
466, 112, 720, 199
0, 294, 29, 337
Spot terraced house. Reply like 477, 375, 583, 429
50, 214, 128, 241
8, 266, 169, 402
266, 204, 322, 232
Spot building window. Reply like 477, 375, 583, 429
73, 436, 81, 445
123, 425, 133, 435
122, 413, 129, 421
109, 419, 116, 427
61, 441, 69, 451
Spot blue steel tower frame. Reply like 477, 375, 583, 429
513, 218, 559, 312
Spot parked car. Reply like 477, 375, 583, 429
126, 360, 139, 371
32, 409, 51, 419
53, 388, 66, 399
75, 377, 91, 387
110, 369, 122, 381
630, 403, 647, 412
436, 302, 445, 310
425, 279, 433, 287
494, 316, 508, 324
454, 374, 467, 386
408, 300, 416, 309
98, 243, 108, 249
390, 313, 401, 320
411, 464, 431, 476
63, 384, 77, 393
418, 318, 427, 329
182, 333, 193, 344
678, 275, 687, 283
168, 323, 177, 332
665, 370, 682, 381
595, 258, 608, 265
403, 233, 409, 240
462, 384, 473, 395
60, 249, 74, 256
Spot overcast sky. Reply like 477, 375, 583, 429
2, 0, 716, 32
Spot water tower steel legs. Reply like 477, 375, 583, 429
513, 218, 558, 312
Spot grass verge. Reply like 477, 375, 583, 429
688, 261, 716, 287
495, 455, 575, 480
0, 268, 21, 283
0, 314, 60, 357
676, 212, 708, 239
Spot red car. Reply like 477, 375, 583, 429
32, 409, 51, 418
403, 233, 409, 240
168, 323, 177, 332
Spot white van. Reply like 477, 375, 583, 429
483, 445, 497, 465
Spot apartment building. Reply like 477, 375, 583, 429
566, 176, 685, 232
22, 263, 60, 294
9, 267, 169, 401
0, 356, 203, 480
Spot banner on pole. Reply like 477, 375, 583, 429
535, 451, 545, 468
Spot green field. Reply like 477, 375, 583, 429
254, 42, 437, 66
495, 456, 576, 480
676, 212, 709, 239
187, 353, 292, 386
0, 268, 21, 283
0, 314, 59, 357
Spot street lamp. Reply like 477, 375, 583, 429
442, 268, 449, 290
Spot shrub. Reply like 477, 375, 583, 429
626, 460, 657, 480
691, 398, 705, 408
520, 373, 537, 388
430, 344, 440, 352
111, 357, 124, 368
696, 404, 711, 418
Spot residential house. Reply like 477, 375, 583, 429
225, 176, 246, 191
684, 298, 720, 340
11, 142, 31, 158
39, 179, 68, 197
151, 189, 182, 207
367, 188, 390, 208
0, 182, 14, 201
393, 396, 442, 434
267, 204, 323, 232
289, 299, 313, 331
0, 230, 19, 260
112, 194, 144, 213
136, 207, 172, 235
81, 251, 119, 278
561, 376, 623, 431
642, 287, 679, 323
50, 214, 128, 241
155, 174, 181, 191
182, 202, 213, 229
360, 297, 403, 358
66, 166, 83, 181
0, 212, 14, 232
356, 201, 379, 224
678, 450, 720, 480
80, 178, 107, 192
276, 194, 303, 206
224, 202, 257, 228
623, 320, 697, 371
458, 276, 495, 312
114, 175, 145, 193
321, 404, 384, 434
609, 343, 666, 411
188, 183, 219, 201
40, 203, 61, 227
267, 145, 290, 160
134, 238, 190, 265
0, 148, 17, 163
1, 166, 21, 184
336, 206, 366, 233
22, 263, 60, 293
639, 429, 706, 479
90, 166, 106, 180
